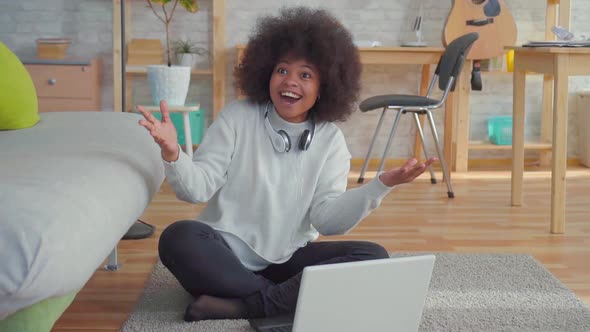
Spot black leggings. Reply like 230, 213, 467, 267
158, 220, 389, 318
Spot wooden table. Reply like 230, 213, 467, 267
236, 46, 466, 169
510, 46, 590, 234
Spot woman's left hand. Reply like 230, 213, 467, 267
379, 157, 437, 187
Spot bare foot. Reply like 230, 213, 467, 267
184, 295, 248, 322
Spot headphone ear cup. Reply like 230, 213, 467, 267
264, 111, 291, 153
299, 130, 312, 151
277, 130, 291, 152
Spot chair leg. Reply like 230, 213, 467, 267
412, 113, 437, 184
377, 110, 403, 175
426, 111, 455, 198
358, 107, 387, 183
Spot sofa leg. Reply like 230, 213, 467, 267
104, 246, 121, 271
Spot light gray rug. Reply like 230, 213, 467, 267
120, 253, 590, 331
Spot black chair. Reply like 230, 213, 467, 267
357, 32, 479, 198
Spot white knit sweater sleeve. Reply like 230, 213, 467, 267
163, 107, 237, 203
309, 129, 394, 235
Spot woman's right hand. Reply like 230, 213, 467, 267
137, 101, 180, 162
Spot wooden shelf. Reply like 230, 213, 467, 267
140, 104, 200, 112
451, 0, 571, 172
125, 65, 212, 75
481, 70, 511, 75
469, 141, 553, 150
481, 70, 547, 76
113, 0, 225, 115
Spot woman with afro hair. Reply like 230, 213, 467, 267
138, 6, 435, 322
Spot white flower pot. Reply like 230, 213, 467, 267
146, 65, 191, 106
176, 53, 198, 68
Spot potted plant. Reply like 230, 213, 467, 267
172, 39, 209, 68
144, 0, 199, 106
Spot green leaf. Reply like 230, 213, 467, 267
179, 0, 198, 13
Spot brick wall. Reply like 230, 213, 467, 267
0, 0, 114, 113
1, 0, 589, 159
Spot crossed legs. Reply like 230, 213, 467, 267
158, 220, 389, 321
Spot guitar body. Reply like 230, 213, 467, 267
443, 0, 517, 60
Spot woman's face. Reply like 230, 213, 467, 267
269, 55, 320, 123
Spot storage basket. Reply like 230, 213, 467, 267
36, 38, 71, 59
153, 109, 204, 145
127, 39, 164, 65
488, 115, 513, 145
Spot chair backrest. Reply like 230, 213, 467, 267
435, 33, 479, 92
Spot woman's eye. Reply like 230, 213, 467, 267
301, 72, 311, 79
277, 68, 287, 75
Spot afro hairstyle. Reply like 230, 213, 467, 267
234, 6, 362, 123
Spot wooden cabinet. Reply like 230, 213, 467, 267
23, 58, 102, 112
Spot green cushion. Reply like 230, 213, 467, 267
0, 291, 77, 332
0, 42, 39, 130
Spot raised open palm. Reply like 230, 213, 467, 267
379, 157, 437, 187
137, 100, 179, 162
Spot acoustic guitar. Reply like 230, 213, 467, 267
443, 0, 517, 90
443, 0, 517, 60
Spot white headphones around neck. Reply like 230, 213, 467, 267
263, 103, 315, 153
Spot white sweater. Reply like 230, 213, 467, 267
163, 99, 393, 270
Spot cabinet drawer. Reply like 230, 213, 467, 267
26, 64, 93, 99
37, 98, 97, 113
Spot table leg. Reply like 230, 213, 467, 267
125, 73, 133, 112
444, 89, 455, 175
454, 60, 472, 172
540, 74, 554, 166
511, 67, 526, 207
413, 64, 431, 159
550, 55, 569, 234
182, 111, 193, 159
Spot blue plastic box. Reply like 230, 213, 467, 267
151, 109, 205, 145
488, 115, 513, 145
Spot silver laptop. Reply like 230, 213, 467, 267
249, 254, 435, 332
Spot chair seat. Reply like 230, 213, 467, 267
359, 94, 439, 112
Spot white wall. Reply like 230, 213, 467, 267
1, 0, 589, 159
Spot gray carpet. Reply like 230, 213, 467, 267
120, 253, 590, 331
